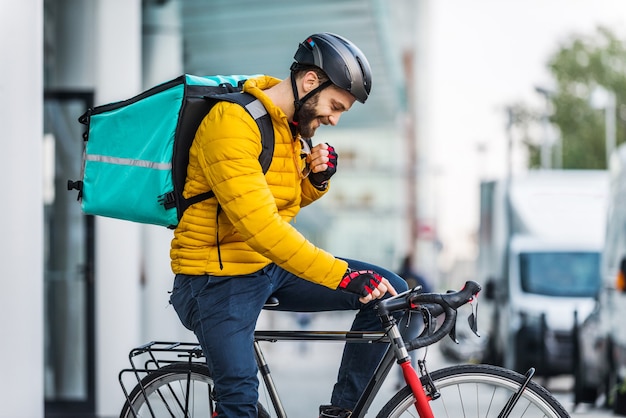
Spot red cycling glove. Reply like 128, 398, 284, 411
338, 269, 383, 297
309, 144, 338, 190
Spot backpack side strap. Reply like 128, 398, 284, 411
180, 92, 275, 209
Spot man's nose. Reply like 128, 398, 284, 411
328, 112, 341, 126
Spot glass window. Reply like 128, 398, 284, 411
44, 93, 95, 415
519, 252, 601, 297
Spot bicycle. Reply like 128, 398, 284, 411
118, 281, 571, 417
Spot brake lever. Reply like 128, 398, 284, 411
468, 296, 480, 337
448, 319, 458, 343
420, 307, 435, 335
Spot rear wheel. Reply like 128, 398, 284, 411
119, 363, 271, 418
377, 364, 569, 418
120, 363, 214, 418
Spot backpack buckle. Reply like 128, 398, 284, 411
158, 191, 176, 210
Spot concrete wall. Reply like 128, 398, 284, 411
46, 0, 146, 415
0, 1, 44, 417
140, 0, 197, 345
92, 2, 143, 415
45, 1, 191, 415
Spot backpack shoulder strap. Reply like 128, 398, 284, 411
217, 92, 275, 173
183, 92, 275, 208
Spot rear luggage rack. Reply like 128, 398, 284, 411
118, 341, 206, 414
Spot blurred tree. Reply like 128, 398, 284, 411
520, 26, 626, 169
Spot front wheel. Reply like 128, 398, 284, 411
376, 364, 569, 418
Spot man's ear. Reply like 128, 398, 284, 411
301, 71, 320, 94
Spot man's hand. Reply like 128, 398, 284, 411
338, 269, 397, 304
308, 142, 337, 190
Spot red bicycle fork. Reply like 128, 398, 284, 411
399, 360, 434, 418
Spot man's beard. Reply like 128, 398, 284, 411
296, 94, 320, 138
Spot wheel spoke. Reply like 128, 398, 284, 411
376, 364, 569, 418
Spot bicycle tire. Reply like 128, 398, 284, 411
120, 363, 271, 418
120, 363, 215, 418
376, 364, 570, 418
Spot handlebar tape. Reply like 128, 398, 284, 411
376, 281, 482, 351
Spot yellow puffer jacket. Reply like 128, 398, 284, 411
170, 76, 348, 289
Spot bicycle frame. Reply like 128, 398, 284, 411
254, 329, 400, 418
119, 330, 427, 418
120, 281, 484, 418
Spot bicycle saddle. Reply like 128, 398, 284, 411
264, 295, 279, 307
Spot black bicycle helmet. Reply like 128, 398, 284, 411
290, 32, 372, 116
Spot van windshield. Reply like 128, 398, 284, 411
519, 252, 601, 297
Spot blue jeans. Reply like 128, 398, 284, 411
169, 258, 408, 417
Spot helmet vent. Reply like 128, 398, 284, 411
356, 57, 368, 89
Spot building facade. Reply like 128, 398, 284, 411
3, 1, 426, 416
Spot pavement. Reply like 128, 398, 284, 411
256, 310, 615, 417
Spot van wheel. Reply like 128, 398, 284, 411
574, 372, 598, 405
614, 380, 626, 416
483, 335, 503, 366
573, 331, 597, 405
605, 338, 622, 410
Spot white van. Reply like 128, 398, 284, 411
574, 145, 626, 413
479, 170, 608, 376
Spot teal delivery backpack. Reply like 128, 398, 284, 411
68, 74, 274, 228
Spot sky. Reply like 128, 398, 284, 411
420, 0, 626, 269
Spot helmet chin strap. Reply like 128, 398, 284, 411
290, 71, 332, 128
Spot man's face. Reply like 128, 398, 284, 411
297, 85, 356, 138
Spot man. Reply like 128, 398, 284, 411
169, 32, 408, 417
